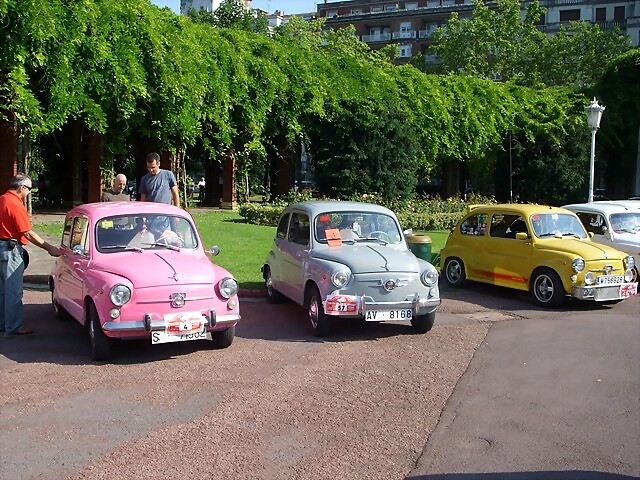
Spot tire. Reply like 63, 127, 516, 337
631, 266, 639, 284
211, 326, 235, 349
530, 268, 565, 308
264, 266, 285, 304
443, 257, 467, 288
411, 311, 435, 334
308, 286, 330, 337
88, 303, 112, 361
50, 283, 70, 321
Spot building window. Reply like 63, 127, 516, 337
351, 8, 362, 14
559, 9, 580, 22
372, 6, 383, 12
455, 0, 465, 4
595, 8, 606, 22
327, 10, 338, 17
614, 6, 625, 21
400, 21, 412, 33
399, 44, 412, 58
385, 4, 397, 11
405, 2, 418, 9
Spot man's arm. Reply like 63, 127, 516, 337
171, 186, 180, 208
23, 230, 61, 257
140, 193, 147, 202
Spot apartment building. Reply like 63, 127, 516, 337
317, 1, 640, 62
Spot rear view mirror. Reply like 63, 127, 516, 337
208, 246, 220, 256
515, 232, 529, 240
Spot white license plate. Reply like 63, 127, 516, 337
151, 329, 211, 344
365, 309, 413, 321
151, 311, 210, 344
597, 275, 624, 285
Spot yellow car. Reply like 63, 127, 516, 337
440, 204, 637, 307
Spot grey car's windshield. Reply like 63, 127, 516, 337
95, 214, 199, 252
610, 212, 640, 234
314, 211, 402, 244
530, 213, 587, 239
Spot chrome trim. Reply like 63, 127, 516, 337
571, 283, 636, 301
103, 313, 240, 332
136, 295, 215, 304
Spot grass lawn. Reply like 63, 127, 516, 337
34, 211, 450, 290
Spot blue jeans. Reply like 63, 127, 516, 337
0, 240, 25, 334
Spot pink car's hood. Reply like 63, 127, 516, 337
91, 251, 223, 288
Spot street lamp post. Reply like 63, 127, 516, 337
585, 98, 605, 203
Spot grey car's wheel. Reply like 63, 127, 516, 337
411, 311, 435, 334
211, 326, 235, 349
443, 257, 467, 287
308, 287, 330, 337
88, 303, 112, 361
531, 268, 565, 308
264, 266, 285, 304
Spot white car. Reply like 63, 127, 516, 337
563, 201, 640, 282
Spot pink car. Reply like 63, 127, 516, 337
49, 202, 240, 360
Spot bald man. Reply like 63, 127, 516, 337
101, 174, 131, 202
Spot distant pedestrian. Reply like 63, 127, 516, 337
198, 177, 206, 202
139, 153, 180, 207
101, 173, 130, 202
0, 173, 61, 336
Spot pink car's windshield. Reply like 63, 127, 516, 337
95, 214, 198, 252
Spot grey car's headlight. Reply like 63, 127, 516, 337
109, 284, 131, 306
624, 255, 635, 270
332, 270, 351, 289
218, 277, 239, 299
421, 268, 439, 286
572, 258, 585, 273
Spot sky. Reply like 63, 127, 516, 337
151, 1, 320, 15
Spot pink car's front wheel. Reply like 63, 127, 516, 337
88, 303, 112, 361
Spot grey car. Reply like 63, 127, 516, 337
262, 201, 441, 336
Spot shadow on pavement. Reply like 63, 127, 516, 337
407, 472, 639, 480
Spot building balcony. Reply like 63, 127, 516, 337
418, 29, 437, 38
361, 33, 392, 42
392, 30, 417, 39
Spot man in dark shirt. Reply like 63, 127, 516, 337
139, 153, 180, 207
101, 174, 130, 202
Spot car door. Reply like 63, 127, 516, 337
575, 211, 611, 247
482, 212, 533, 289
57, 216, 90, 320
280, 212, 311, 305
455, 210, 490, 281
269, 213, 290, 292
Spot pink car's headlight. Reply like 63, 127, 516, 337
109, 284, 131, 306
218, 277, 238, 299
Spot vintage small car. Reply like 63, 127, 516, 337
440, 204, 637, 307
49, 202, 240, 360
262, 201, 441, 336
562, 201, 640, 283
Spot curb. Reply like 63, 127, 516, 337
24, 274, 267, 299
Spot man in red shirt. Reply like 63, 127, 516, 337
0, 173, 61, 336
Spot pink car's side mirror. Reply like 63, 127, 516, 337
209, 246, 220, 257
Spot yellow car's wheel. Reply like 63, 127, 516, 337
530, 268, 565, 308
443, 257, 467, 288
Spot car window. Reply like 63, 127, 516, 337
576, 212, 607, 235
530, 213, 587, 238
315, 211, 402, 244
276, 214, 290, 240
70, 217, 89, 256
287, 213, 310, 246
610, 212, 640, 233
95, 214, 198, 252
490, 213, 526, 239
61, 217, 73, 248
460, 213, 487, 236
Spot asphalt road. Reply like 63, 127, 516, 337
1, 284, 638, 480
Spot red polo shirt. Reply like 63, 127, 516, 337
0, 190, 31, 245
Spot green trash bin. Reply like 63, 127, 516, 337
405, 234, 432, 262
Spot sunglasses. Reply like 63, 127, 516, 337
21, 185, 32, 192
